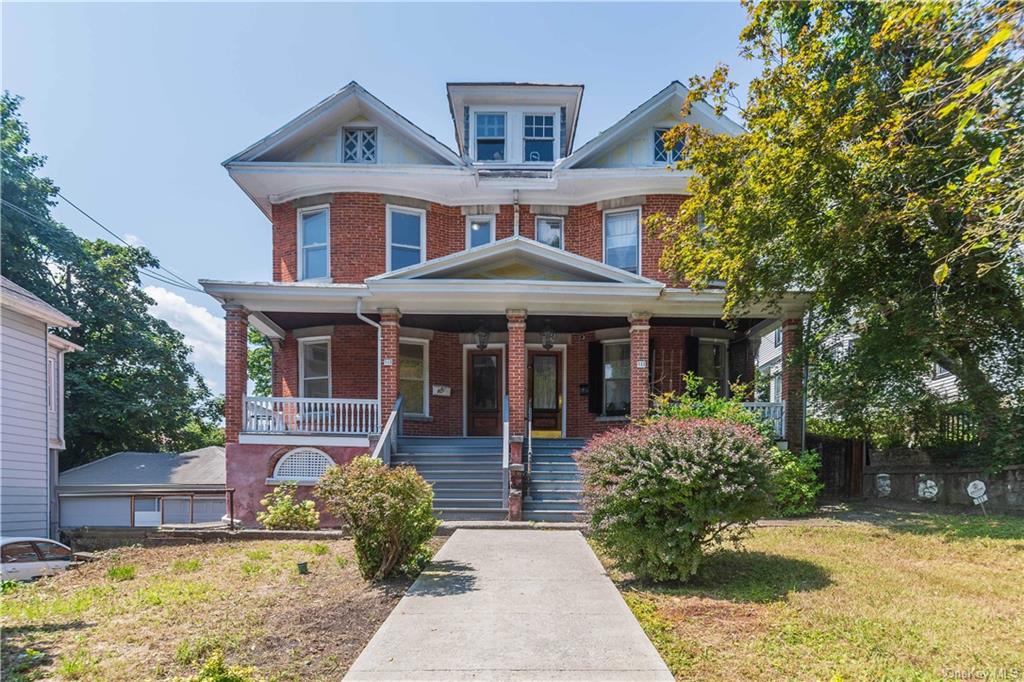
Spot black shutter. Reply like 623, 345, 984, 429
588, 341, 603, 414
685, 336, 700, 375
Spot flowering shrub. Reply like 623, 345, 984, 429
576, 419, 776, 581
771, 449, 824, 516
645, 373, 775, 440
256, 482, 320, 530
316, 456, 438, 580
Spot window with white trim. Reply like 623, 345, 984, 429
523, 114, 555, 162
466, 215, 494, 249
604, 209, 640, 273
654, 128, 683, 164
342, 127, 376, 163
771, 370, 783, 403
299, 207, 329, 280
299, 338, 330, 398
387, 206, 425, 270
603, 341, 631, 417
475, 113, 506, 161
774, 327, 782, 347
273, 448, 335, 482
535, 217, 564, 249
933, 362, 952, 379
399, 339, 429, 416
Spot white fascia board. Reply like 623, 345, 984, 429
47, 334, 83, 353
199, 279, 368, 313
2, 294, 79, 328
368, 279, 662, 297
249, 312, 286, 340
661, 288, 810, 318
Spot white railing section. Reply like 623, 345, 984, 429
741, 402, 786, 439
243, 396, 380, 436
501, 394, 510, 508
371, 395, 404, 466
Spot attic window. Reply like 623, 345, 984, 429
475, 113, 506, 161
524, 114, 555, 162
654, 128, 683, 164
343, 128, 376, 163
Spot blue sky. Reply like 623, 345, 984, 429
3, 2, 755, 392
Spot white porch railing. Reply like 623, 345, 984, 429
243, 396, 380, 436
741, 402, 786, 439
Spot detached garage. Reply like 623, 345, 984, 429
57, 447, 226, 528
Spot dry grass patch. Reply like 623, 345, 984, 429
601, 509, 1024, 681
1, 536, 445, 680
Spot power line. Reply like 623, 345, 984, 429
55, 191, 199, 291
1, 198, 204, 294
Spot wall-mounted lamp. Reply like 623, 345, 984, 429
475, 327, 490, 350
541, 327, 555, 351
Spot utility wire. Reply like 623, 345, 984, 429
55, 191, 199, 291
1, 198, 204, 294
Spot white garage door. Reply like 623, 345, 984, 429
59, 496, 132, 527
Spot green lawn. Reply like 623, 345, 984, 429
601, 509, 1024, 681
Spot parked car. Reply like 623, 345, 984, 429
1, 537, 74, 581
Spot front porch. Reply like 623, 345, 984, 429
206, 236, 806, 523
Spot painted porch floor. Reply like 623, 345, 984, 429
344, 529, 672, 681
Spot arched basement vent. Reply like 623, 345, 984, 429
272, 448, 335, 482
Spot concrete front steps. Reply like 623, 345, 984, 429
393, 437, 507, 521
523, 438, 586, 522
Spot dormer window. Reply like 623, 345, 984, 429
343, 127, 376, 163
524, 114, 555, 162
654, 128, 683, 164
475, 113, 506, 161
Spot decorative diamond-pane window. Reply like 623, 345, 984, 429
273, 448, 334, 481
343, 128, 376, 163
654, 128, 683, 164
475, 113, 505, 161
524, 114, 555, 162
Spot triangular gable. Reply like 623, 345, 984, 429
367, 237, 661, 286
224, 82, 464, 167
559, 81, 746, 169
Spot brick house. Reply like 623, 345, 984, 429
201, 81, 807, 524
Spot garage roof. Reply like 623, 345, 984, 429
58, 447, 225, 492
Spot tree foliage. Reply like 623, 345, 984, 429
247, 328, 272, 397
2, 92, 223, 468
650, 1, 1024, 463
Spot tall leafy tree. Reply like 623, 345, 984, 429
2, 92, 223, 468
650, 1, 1023, 461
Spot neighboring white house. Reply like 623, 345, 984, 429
58, 447, 227, 528
1, 276, 81, 539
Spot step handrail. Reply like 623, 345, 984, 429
501, 394, 510, 509
371, 394, 404, 467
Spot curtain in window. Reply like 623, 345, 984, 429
605, 211, 639, 273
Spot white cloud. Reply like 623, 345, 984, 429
144, 286, 224, 393
124, 233, 145, 246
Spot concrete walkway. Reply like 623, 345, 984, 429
345, 529, 672, 681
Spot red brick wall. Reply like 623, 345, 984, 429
332, 325, 377, 399
403, 331, 464, 437
380, 310, 400, 410
224, 306, 248, 444
270, 193, 688, 285
629, 314, 651, 420
781, 318, 804, 446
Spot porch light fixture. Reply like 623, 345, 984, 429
475, 327, 490, 350
541, 327, 555, 351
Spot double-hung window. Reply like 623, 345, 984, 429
604, 208, 640, 273
774, 327, 782, 347
603, 341, 631, 417
535, 217, 564, 249
654, 128, 683, 164
387, 206, 425, 270
475, 113, 506, 161
299, 338, 330, 398
298, 207, 329, 280
342, 127, 376, 163
399, 339, 429, 416
466, 215, 494, 249
524, 114, 555, 162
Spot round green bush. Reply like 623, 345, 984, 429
316, 455, 438, 580
576, 418, 777, 582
